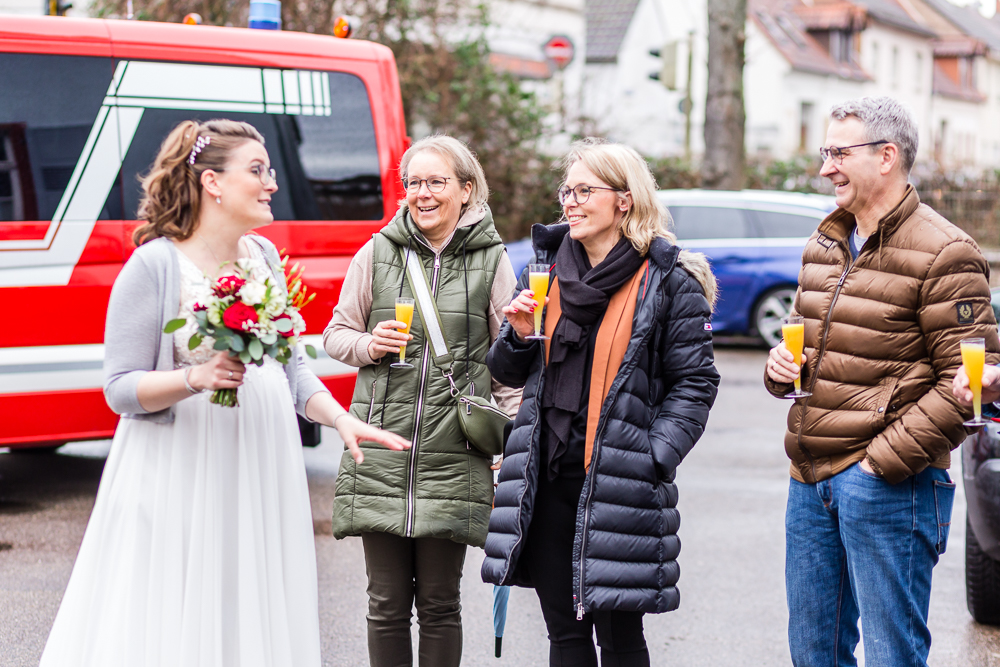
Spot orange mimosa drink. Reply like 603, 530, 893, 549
962, 337, 986, 423
782, 322, 805, 391
394, 298, 415, 367
526, 264, 551, 339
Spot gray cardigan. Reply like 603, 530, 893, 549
103, 236, 329, 424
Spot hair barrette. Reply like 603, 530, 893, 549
188, 136, 211, 166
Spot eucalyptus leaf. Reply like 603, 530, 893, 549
214, 338, 229, 351
239, 349, 252, 364
229, 335, 245, 352
249, 338, 264, 360
188, 334, 202, 350
164, 318, 187, 333
305, 344, 318, 359
261, 333, 278, 346
274, 318, 293, 333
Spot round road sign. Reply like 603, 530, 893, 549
543, 35, 575, 69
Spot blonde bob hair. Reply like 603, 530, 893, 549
133, 119, 265, 246
561, 138, 717, 307
560, 138, 675, 256
399, 135, 489, 218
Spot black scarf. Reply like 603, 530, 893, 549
541, 233, 645, 455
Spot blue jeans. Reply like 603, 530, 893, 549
785, 462, 956, 667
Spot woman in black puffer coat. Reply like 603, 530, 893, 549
481, 139, 720, 666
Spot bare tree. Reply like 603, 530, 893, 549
702, 0, 746, 190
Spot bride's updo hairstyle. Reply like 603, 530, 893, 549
133, 119, 265, 246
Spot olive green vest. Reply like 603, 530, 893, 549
333, 205, 507, 547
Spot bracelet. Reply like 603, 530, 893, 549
183, 367, 206, 395
332, 411, 350, 430
866, 454, 884, 478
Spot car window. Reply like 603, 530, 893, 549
120, 70, 382, 221
667, 206, 750, 240
752, 210, 822, 238
0, 53, 117, 222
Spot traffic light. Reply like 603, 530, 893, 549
649, 42, 678, 90
45, 0, 72, 14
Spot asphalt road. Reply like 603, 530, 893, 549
3, 348, 1000, 666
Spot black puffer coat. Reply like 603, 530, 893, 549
481, 223, 719, 615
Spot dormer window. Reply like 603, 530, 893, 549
811, 30, 856, 64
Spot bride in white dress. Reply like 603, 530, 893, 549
40, 119, 408, 667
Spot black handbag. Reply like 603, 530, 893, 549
399, 247, 511, 456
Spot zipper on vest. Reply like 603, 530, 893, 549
405, 252, 442, 536
796, 244, 853, 480
366, 378, 378, 424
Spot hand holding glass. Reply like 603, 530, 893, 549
391, 297, 415, 369
962, 337, 988, 426
525, 264, 550, 340
781, 315, 811, 398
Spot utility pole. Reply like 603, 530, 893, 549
684, 31, 694, 162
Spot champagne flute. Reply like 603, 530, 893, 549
525, 264, 551, 340
782, 315, 812, 398
962, 337, 988, 426
391, 297, 415, 369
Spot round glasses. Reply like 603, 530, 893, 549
402, 177, 451, 193
557, 184, 621, 206
249, 164, 277, 186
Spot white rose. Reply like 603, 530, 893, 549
240, 281, 267, 306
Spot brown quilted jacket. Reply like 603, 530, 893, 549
765, 186, 1000, 484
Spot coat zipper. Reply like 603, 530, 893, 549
574, 286, 660, 621
795, 241, 853, 480
366, 378, 378, 424
405, 251, 442, 536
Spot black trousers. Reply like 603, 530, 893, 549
360, 532, 467, 667
521, 474, 651, 667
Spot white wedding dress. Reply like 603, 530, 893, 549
40, 244, 321, 667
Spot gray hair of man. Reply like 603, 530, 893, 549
829, 97, 919, 174
398, 135, 489, 217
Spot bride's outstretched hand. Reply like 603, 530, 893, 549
336, 414, 410, 464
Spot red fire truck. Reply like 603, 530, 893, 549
0, 16, 407, 449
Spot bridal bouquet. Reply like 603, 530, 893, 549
164, 254, 317, 407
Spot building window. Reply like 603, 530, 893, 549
799, 102, 813, 152
891, 46, 899, 89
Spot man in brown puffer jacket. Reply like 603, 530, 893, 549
764, 97, 999, 667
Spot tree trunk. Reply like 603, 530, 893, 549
702, 0, 747, 190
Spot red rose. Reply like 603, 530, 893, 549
223, 302, 259, 331
193, 302, 207, 312
274, 313, 295, 338
213, 275, 246, 298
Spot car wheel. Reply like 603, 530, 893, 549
967, 515, 1000, 625
752, 287, 797, 348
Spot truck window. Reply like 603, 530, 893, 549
0, 53, 119, 223
120, 70, 382, 222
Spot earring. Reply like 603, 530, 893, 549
216, 196, 221, 204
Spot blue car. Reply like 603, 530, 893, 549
658, 189, 836, 347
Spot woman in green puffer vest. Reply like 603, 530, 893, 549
323, 135, 521, 667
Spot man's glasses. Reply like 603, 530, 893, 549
402, 177, 451, 193
249, 164, 277, 186
557, 184, 621, 205
819, 141, 889, 164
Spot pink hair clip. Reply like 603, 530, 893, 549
188, 136, 211, 166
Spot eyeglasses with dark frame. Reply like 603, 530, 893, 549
557, 184, 621, 206
819, 141, 889, 164
402, 176, 451, 193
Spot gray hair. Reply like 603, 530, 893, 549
829, 97, 918, 174
399, 135, 489, 216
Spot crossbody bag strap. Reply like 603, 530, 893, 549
398, 247, 460, 395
